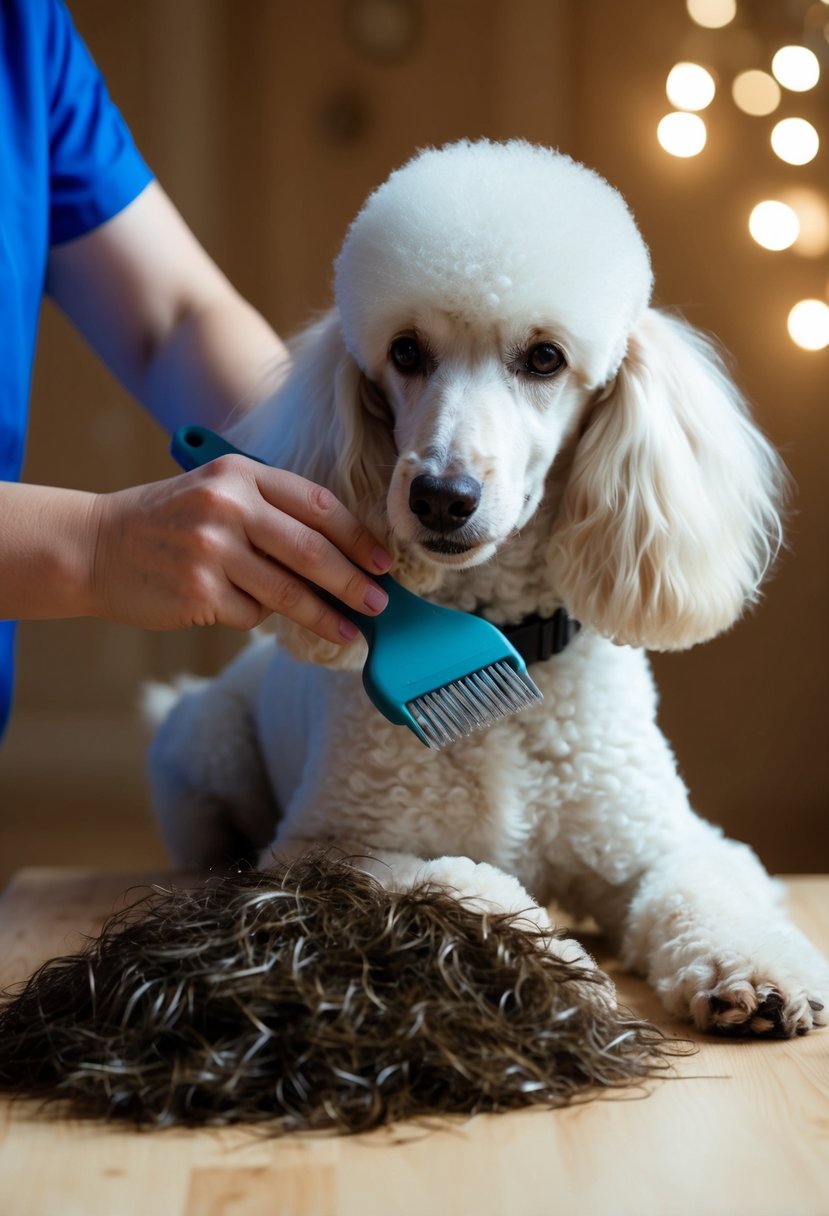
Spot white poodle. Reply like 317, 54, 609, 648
148, 139, 829, 1038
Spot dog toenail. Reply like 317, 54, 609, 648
808, 999, 824, 1011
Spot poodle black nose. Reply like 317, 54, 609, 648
408, 473, 482, 533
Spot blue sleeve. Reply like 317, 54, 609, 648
44, 0, 154, 246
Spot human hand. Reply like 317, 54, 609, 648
88, 455, 391, 640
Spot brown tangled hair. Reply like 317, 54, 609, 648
0, 852, 684, 1134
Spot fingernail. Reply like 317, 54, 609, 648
363, 584, 388, 613
339, 619, 359, 641
371, 546, 393, 572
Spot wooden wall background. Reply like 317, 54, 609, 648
1, 0, 827, 884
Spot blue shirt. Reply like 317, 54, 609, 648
0, 0, 153, 739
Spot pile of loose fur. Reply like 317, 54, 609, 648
0, 852, 680, 1133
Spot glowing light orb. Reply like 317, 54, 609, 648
686, 0, 736, 29
787, 300, 829, 350
732, 70, 781, 116
771, 117, 819, 165
657, 112, 707, 157
748, 201, 801, 251
666, 63, 716, 110
771, 45, 820, 92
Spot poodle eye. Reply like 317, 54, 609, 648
389, 335, 425, 375
525, 342, 566, 376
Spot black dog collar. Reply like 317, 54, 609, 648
497, 607, 581, 665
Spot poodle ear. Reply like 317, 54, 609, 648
227, 308, 396, 668
328, 352, 398, 541
229, 308, 395, 537
551, 309, 786, 651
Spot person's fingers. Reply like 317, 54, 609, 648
199, 584, 267, 632
252, 465, 390, 568
284, 474, 390, 573
223, 547, 361, 643
247, 465, 392, 616
247, 510, 389, 620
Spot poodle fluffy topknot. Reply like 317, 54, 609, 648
335, 140, 653, 387
4, 140, 824, 1132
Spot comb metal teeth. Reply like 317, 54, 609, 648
407, 660, 543, 749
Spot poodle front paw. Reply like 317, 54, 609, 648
412, 855, 553, 932
664, 955, 828, 1038
408, 857, 615, 1003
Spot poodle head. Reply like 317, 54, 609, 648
330, 139, 784, 649
333, 139, 653, 573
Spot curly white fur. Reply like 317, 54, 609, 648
148, 140, 827, 1037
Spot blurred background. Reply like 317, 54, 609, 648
1, 0, 827, 885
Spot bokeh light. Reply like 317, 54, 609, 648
787, 300, 829, 350
686, 0, 736, 29
784, 188, 829, 257
771, 117, 820, 165
657, 112, 707, 157
748, 201, 800, 251
666, 63, 717, 110
732, 69, 781, 116
771, 45, 821, 92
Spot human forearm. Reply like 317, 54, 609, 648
46, 182, 288, 435
0, 481, 98, 620
138, 289, 288, 434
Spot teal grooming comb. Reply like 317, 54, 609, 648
171, 425, 543, 748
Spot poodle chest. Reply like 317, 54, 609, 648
257, 631, 659, 884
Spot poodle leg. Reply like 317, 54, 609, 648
362, 851, 617, 1011
543, 643, 829, 1038
266, 839, 604, 983
146, 637, 280, 868
621, 824, 829, 1036
364, 852, 557, 929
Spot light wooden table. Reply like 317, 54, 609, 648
1, 869, 828, 1216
